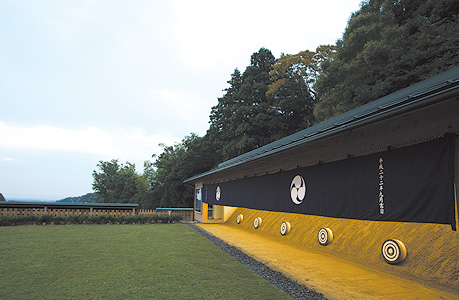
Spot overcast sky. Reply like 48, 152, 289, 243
0, 0, 362, 200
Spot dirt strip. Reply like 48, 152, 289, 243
194, 223, 459, 300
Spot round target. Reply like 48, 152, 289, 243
280, 221, 291, 235
253, 217, 262, 229
236, 214, 243, 224
318, 228, 333, 245
381, 239, 407, 264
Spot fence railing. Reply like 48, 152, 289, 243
0, 207, 134, 216
150, 208, 194, 222
0, 206, 194, 222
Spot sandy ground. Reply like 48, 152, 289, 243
197, 223, 459, 300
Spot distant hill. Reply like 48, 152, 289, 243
58, 192, 101, 203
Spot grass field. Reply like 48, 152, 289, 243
0, 224, 292, 300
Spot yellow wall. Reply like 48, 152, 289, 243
227, 208, 459, 291
213, 205, 223, 220
195, 205, 233, 223
194, 203, 209, 223
223, 206, 238, 222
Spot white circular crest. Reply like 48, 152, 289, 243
216, 186, 221, 201
290, 175, 306, 204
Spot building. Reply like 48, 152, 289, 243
184, 67, 459, 289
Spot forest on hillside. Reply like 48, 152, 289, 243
92, 0, 459, 209
57, 193, 101, 203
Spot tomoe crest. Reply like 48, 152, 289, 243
290, 175, 306, 204
216, 186, 221, 201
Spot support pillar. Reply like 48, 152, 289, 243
454, 136, 459, 230
202, 203, 208, 223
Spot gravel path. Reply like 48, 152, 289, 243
187, 223, 327, 300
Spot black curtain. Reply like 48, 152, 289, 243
204, 136, 456, 230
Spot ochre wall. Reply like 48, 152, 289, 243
227, 207, 459, 291
223, 206, 238, 222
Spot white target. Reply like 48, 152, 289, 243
280, 221, 291, 235
382, 239, 407, 264
290, 175, 306, 204
215, 186, 221, 201
318, 228, 333, 245
236, 214, 243, 224
253, 217, 262, 229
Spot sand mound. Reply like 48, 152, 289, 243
226, 208, 459, 291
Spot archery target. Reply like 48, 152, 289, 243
382, 239, 407, 264
318, 228, 333, 245
280, 221, 291, 235
253, 217, 262, 229
236, 214, 243, 224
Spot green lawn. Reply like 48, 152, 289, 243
0, 224, 291, 300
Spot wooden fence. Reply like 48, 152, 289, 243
141, 208, 194, 222
0, 206, 194, 222
0, 207, 134, 216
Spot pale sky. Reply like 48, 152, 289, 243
0, 0, 362, 200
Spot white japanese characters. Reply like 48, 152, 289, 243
378, 157, 385, 215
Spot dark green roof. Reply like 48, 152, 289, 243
185, 67, 459, 183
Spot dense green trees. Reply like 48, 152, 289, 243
58, 192, 101, 203
92, 135, 218, 208
147, 134, 220, 208
92, 159, 153, 208
209, 48, 277, 160
313, 0, 459, 122
92, 0, 458, 208
266, 45, 336, 140
208, 47, 320, 160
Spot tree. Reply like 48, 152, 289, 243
92, 159, 152, 206
314, 0, 459, 122
151, 142, 189, 207
58, 192, 101, 203
208, 68, 243, 159
149, 134, 217, 207
92, 159, 120, 203
236, 47, 276, 152
0, 193, 5, 201
208, 48, 276, 160
266, 45, 336, 139
141, 161, 160, 209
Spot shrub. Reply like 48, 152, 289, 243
0, 214, 184, 226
